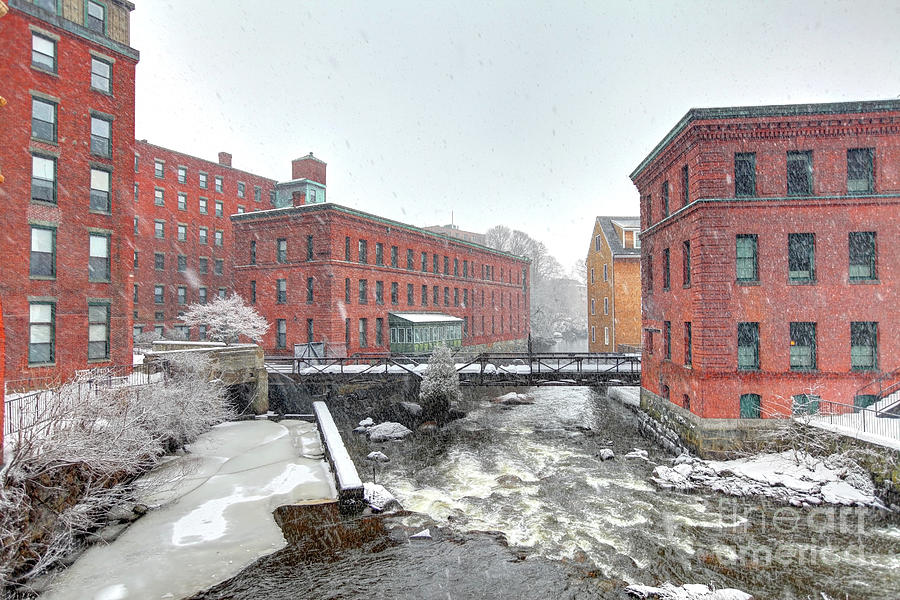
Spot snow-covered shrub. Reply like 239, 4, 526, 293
181, 294, 269, 345
0, 354, 233, 588
139, 353, 233, 451
418, 344, 461, 420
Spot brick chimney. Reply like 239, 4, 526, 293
291, 152, 326, 184
218, 152, 232, 167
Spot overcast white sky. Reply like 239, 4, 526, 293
131, 0, 900, 271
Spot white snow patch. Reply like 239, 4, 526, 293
625, 582, 752, 599
43, 419, 336, 600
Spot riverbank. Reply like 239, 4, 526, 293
39, 420, 335, 600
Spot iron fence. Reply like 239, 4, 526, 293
4, 363, 163, 438
798, 397, 900, 448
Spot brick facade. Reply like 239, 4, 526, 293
632, 100, 900, 419
0, 0, 138, 387
132, 141, 277, 337
232, 204, 530, 355
586, 217, 641, 352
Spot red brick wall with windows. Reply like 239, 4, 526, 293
0, 5, 138, 386
232, 204, 530, 355
132, 141, 276, 336
633, 101, 900, 419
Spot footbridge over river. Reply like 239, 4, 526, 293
265, 352, 641, 387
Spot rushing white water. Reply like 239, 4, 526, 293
372, 386, 900, 598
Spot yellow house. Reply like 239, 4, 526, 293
586, 217, 641, 352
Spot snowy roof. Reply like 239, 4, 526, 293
596, 216, 641, 257
388, 312, 463, 323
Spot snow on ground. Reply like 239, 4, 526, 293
625, 582, 752, 599
651, 451, 886, 509
42, 419, 336, 600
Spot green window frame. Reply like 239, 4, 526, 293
847, 148, 874, 194
848, 232, 876, 281
32, 154, 56, 203
32, 97, 57, 142
792, 394, 820, 415
786, 150, 813, 196
788, 233, 815, 283
737, 322, 759, 370
739, 393, 761, 419
87, 301, 110, 360
29, 302, 56, 364
790, 322, 816, 371
86, 0, 106, 34
736, 234, 758, 282
88, 233, 110, 282
30, 225, 56, 278
734, 152, 756, 197
850, 321, 877, 371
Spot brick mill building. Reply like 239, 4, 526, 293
586, 216, 641, 353
0, 0, 138, 388
232, 201, 530, 356
632, 100, 900, 437
131, 140, 277, 338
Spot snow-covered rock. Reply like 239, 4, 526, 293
624, 448, 649, 460
652, 450, 885, 509
625, 582, 752, 599
366, 451, 390, 463
410, 528, 432, 540
358, 417, 374, 427
673, 453, 693, 466
367, 421, 413, 442
599, 448, 615, 461
363, 482, 401, 512
492, 392, 534, 405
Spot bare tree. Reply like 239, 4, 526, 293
0, 355, 232, 588
181, 294, 269, 345
419, 345, 461, 421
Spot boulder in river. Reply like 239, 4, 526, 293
599, 448, 615, 461
492, 392, 534, 405
367, 451, 390, 463
358, 417, 375, 427
367, 421, 413, 442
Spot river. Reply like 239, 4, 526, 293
193, 385, 900, 599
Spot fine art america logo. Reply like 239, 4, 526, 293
661, 501, 870, 568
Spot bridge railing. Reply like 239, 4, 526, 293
266, 351, 640, 384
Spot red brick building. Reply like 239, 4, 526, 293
0, 0, 138, 388
132, 141, 276, 338
231, 201, 530, 356
632, 100, 900, 423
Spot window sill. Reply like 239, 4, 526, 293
30, 275, 56, 281
849, 279, 879, 285
91, 87, 113, 97
89, 209, 111, 216
90, 152, 113, 160
88, 358, 111, 364
31, 136, 59, 146
31, 199, 58, 207
89, 279, 111, 284
788, 280, 816, 286
736, 280, 760, 286
31, 64, 59, 78
737, 367, 760, 372
790, 368, 818, 373
28, 362, 57, 368
682, 284, 691, 289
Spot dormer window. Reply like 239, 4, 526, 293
87, 1, 106, 34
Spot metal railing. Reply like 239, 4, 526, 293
265, 351, 641, 386
854, 367, 900, 416
4, 363, 163, 438
797, 397, 900, 448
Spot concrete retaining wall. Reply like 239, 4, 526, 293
145, 342, 268, 414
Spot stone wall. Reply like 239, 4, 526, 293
640, 386, 779, 458
146, 342, 268, 414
